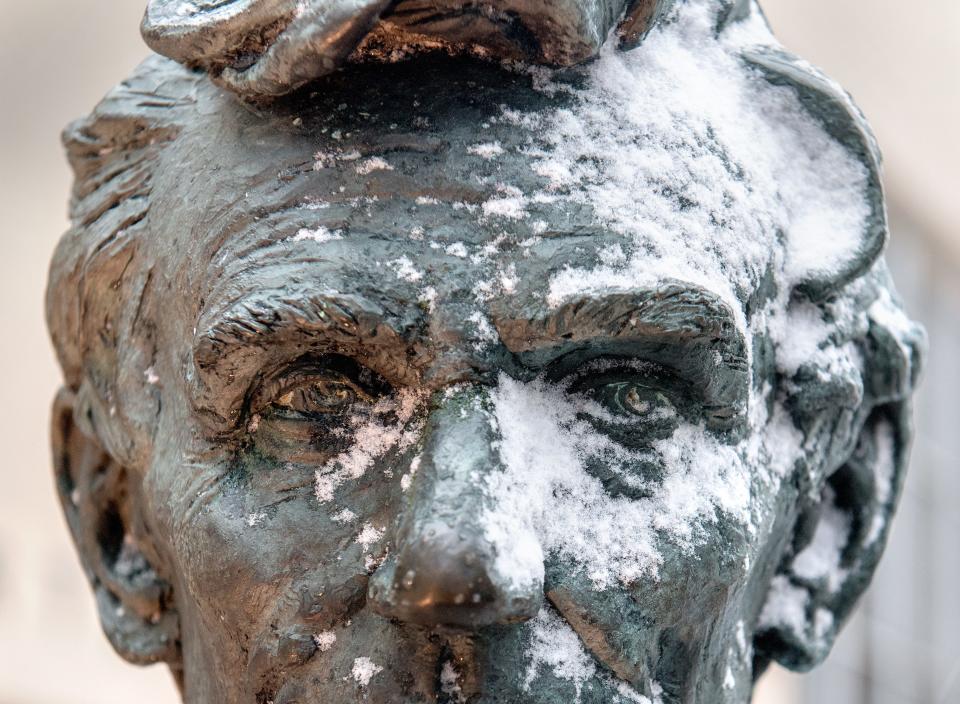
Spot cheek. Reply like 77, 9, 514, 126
156, 451, 407, 642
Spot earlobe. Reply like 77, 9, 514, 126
51, 387, 181, 668
754, 403, 911, 672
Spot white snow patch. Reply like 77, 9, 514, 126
331, 508, 357, 524
759, 575, 808, 635
791, 488, 850, 592
482, 194, 528, 220
440, 660, 466, 703
351, 657, 383, 687
500, 0, 869, 334
468, 141, 505, 159
389, 256, 423, 282
468, 311, 500, 347
418, 286, 437, 312
313, 631, 337, 652
356, 523, 384, 549
356, 156, 394, 175
485, 374, 751, 588
723, 666, 736, 690
401, 455, 421, 492
866, 419, 896, 545
292, 226, 343, 244
445, 242, 469, 258
524, 608, 596, 700
315, 390, 423, 503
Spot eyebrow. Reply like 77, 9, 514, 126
491, 283, 749, 429
190, 285, 420, 429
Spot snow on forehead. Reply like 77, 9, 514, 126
501, 0, 870, 330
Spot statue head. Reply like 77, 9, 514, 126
47, 1, 924, 702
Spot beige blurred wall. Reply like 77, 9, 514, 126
761, 0, 960, 262
0, 1, 954, 702
0, 1, 179, 701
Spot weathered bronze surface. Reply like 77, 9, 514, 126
46, 1, 924, 702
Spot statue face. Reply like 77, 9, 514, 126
149, 189, 771, 704
47, 3, 924, 702
93, 56, 811, 703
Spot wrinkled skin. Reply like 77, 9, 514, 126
47, 17, 923, 704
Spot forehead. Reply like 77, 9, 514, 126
146, 57, 780, 335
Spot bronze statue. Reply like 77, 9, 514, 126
46, 0, 924, 701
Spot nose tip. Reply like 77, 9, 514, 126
367, 385, 543, 630
368, 521, 542, 629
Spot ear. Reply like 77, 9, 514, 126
742, 46, 887, 303
51, 387, 180, 668
754, 401, 912, 671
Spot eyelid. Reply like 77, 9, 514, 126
559, 357, 678, 391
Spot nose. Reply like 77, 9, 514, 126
368, 385, 544, 630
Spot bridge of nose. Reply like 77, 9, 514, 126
368, 385, 543, 629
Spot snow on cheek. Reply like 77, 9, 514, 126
486, 374, 751, 589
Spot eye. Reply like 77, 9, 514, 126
565, 364, 682, 447
246, 357, 394, 463
267, 376, 374, 421
593, 381, 676, 422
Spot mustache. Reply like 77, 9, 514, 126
242, 570, 661, 703
245, 573, 473, 701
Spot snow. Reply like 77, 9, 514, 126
758, 575, 808, 636
490, 0, 869, 341
723, 666, 735, 690
400, 454, 421, 492
445, 242, 468, 258
351, 656, 383, 686
524, 608, 596, 699
791, 487, 850, 592
315, 389, 423, 503
356, 523, 384, 549
735, 620, 748, 656
467, 311, 500, 348
440, 661, 466, 703
485, 373, 751, 588
481, 194, 528, 220
292, 226, 343, 244
331, 508, 357, 524
468, 141, 505, 159
355, 156, 394, 175
866, 419, 896, 545
418, 285, 437, 312
246, 512, 266, 527
389, 256, 423, 282
313, 631, 337, 652
869, 287, 918, 368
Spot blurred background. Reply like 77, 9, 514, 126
0, 1, 956, 702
